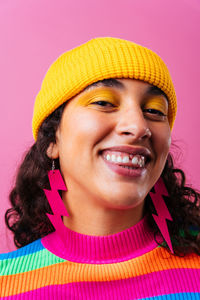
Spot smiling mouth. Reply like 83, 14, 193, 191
99, 151, 151, 178
100, 150, 151, 168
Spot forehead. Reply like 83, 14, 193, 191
83, 78, 168, 101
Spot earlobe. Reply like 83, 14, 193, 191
46, 142, 59, 159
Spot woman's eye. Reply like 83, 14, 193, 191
143, 108, 166, 117
91, 101, 115, 107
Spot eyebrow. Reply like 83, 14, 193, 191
145, 85, 168, 102
83, 78, 168, 101
83, 78, 125, 92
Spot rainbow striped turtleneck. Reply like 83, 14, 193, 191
0, 216, 200, 299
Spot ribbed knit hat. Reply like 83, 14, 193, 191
32, 37, 177, 140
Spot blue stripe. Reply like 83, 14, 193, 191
139, 292, 200, 299
0, 238, 44, 259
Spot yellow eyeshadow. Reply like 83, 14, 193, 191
144, 98, 168, 115
74, 88, 118, 107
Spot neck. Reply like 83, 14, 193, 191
62, 191, 145, 236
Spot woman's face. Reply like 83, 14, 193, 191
50, 78, 171, 210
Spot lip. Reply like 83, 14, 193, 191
102, 156, 147, 178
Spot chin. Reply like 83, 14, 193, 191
101, 193, 145, 210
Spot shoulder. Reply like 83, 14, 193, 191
151, 245, 200, 269
0, 238, 43, 275
0, 237, 64, 276
0, 238, 44, 260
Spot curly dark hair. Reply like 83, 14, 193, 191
5, 102, 200, 256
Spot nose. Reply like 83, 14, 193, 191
115, 105, 152, 141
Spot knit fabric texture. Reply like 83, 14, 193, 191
0, 216, 199, 299
32, 37, 177, 140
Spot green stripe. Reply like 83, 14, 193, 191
0, 248, 66, 275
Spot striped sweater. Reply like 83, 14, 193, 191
0, 216, 200, 299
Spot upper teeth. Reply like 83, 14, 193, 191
104, 153, 145, 167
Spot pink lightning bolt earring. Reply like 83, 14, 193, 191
43, 160, 69, 246
149, 177, 174, 254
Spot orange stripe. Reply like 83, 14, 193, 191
1, 247, 199, 297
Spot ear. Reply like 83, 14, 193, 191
46, 142, 59, 159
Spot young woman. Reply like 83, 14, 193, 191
0, 37, 200, 299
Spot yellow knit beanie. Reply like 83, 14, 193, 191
32, 37, 177, 140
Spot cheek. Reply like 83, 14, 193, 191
59, 110, 110, 156
153, 126, 171, 160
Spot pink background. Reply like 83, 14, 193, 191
0, 0, 200, 253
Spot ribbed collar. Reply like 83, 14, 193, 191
42, 215, 160, 264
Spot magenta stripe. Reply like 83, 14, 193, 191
1, 268, 200, 299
